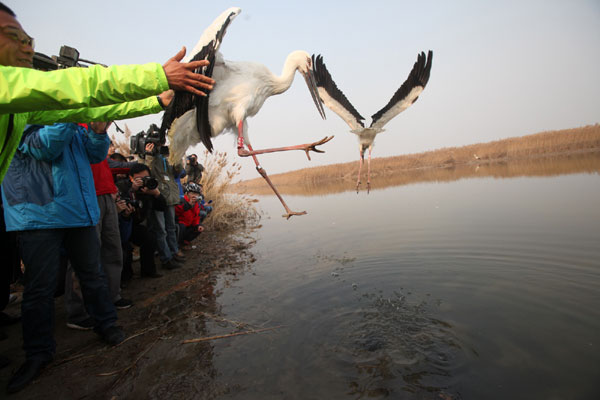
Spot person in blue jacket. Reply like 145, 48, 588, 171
1, 121, 124, 393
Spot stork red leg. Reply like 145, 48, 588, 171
236, 121, 307, 219
238, 135, 334, 160
356, 153, 363, 193
367, 147, 372, 194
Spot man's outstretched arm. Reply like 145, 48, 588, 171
0, 47, 214, 114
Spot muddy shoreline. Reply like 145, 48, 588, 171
0, 230, 257, 399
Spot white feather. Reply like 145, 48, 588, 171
370, 86, 424, 131
317, 87, 363, 131
183, 7, 241, 63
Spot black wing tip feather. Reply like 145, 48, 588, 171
370, 50, 433, 126
312, 54, 365, 127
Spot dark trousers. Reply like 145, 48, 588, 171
178, 223, 200, 245
0, 198, 21, 311
18, 226, 117, 361
122, 224, 158, 280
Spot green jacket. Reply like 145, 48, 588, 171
0, 63, 170, 182
143, 153, 182, 206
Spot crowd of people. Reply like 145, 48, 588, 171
0, 3, 214, 394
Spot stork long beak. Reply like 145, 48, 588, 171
303, 69, 326, 120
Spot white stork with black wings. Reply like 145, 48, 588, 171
313, 51, 433, 192
160, 7, 332, 219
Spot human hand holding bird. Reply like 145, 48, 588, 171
162, 47, 215, 97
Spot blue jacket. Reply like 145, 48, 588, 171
1, 123, 109, 231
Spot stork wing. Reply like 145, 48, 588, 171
161, 7, 241, 153
312, 54, 365, 131
370, 50, 433, 131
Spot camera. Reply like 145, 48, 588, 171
142, 176, 159, 190
187, 154, 198, 165
130, 124, 164, 157
117, 192, 142, 209
33, 45, 106, 71
126, 198, 143, 209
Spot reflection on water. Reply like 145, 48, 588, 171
211, 156, 600, 399
239, 152, 600, 196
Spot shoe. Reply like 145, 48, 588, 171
66, 317, 95, 331
97, 326, 125, 346
114, 298, 133, 310
141, 272, 163, 279
6, 358, 51, 393
173, 251, 186, 262
162, 259, 182, 270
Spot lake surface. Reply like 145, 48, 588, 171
210, 157, 600, 399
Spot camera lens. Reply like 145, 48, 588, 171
142, 176, 158, 190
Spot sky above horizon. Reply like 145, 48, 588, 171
8, 0, 600, 180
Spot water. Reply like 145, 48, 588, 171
210, 158, 600, 399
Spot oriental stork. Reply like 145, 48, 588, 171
312, 51, 433, 193
161, 7, 332, 219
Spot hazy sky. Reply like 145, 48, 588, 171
8, 0, 600, 180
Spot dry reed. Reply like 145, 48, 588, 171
197, 151, 260, 231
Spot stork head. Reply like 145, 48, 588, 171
288, 50, 326, 119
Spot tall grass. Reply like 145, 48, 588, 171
198, 151, 260, 231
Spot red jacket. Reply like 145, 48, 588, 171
79, 123, 117, 196
91, 158, 118, 195
175, 195, 200, 227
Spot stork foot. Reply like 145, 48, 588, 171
282, 210, 307, 220
356, 182, 361, 194
367, 182, 371, 194
303, 136, 334, 161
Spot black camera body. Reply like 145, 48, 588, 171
141, 176, 159, 190
33, 45, 106, 71
117, 192, 142, 209
126, 198, 143, 209
130, 124, 164, 157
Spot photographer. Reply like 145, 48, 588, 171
142, 143, 185, 269
116, 163, 166, 280
185, 154, 204, 184
175, 183, 205, 249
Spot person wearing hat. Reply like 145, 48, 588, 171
175, 182, 205, 249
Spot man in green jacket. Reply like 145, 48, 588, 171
0, 2, 214, 392
0, 2, 214, 183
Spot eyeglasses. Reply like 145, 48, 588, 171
0, 25, 35, 49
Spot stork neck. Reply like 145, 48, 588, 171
271, 56, 298, 95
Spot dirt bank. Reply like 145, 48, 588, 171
0, 230, 257, 399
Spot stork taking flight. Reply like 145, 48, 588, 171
161, 7, 332, 219
312, 51, 433, 193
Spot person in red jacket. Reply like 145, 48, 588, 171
175, 183, 205, 249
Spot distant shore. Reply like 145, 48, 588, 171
233, 124, 600, 195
